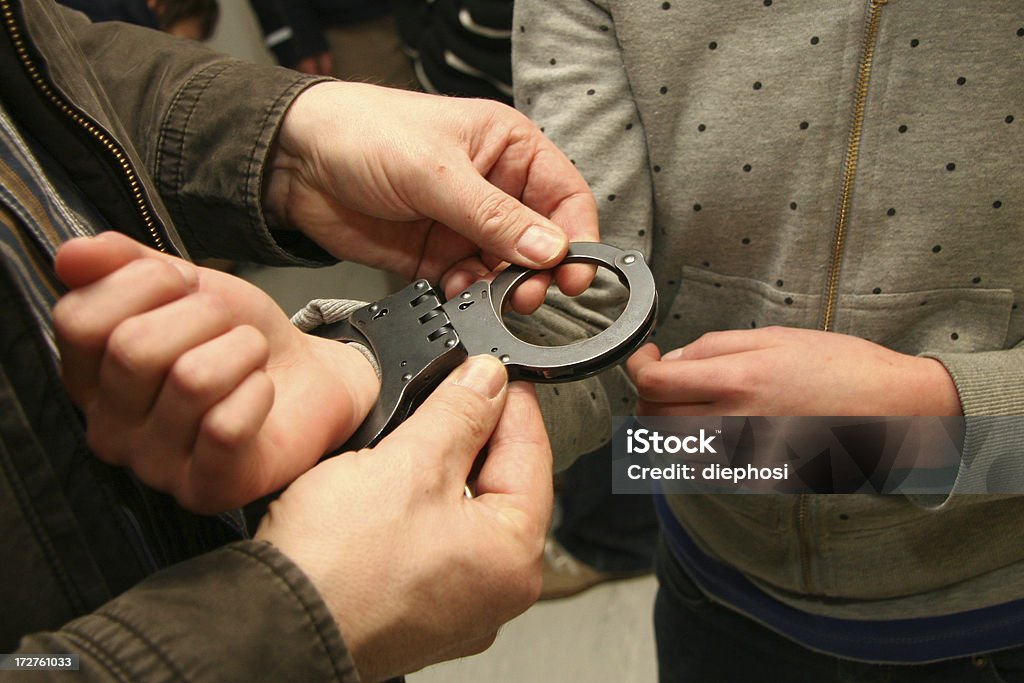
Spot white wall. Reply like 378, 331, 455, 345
206, 0, 274, 64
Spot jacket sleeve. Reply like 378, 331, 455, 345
44, 3, 335, 264
510, 0, 653, 470
5, 542, 359, 682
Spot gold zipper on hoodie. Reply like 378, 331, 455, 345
820, 0, 888, 332
795, 495, 813, 591
798, 0, 889, 595
1, 0, 168, 252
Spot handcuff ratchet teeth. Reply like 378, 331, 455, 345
310, 242, 657, 451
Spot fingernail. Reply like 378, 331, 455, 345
662, 348, 685, 361
516, 225, 567, 265
453, 355, 507, 399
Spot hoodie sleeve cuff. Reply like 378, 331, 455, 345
925, 349, 1024, 494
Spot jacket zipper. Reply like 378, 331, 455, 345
1, 0, 168, 252
798, 0, 889, 595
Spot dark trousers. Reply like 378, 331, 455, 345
555, 433, 659, 574
654, 541, 1024, 683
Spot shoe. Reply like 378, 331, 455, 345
540, 537, 648, 601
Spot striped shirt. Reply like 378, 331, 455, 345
0, 98, 246, 599
0, 101, 102, 357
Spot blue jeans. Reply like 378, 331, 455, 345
654, 541, 1024, 683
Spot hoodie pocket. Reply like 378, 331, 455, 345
659, 266, 1014, 356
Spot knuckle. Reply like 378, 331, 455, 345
167, 355, 219, 401
633, 363, 662, 394
198, 375, 271, 451
235, 325, 271, 364
437, 390, 492, 442
522, 566, 544, 605
131, 458, 184, 501
685, 332, 721, 358
105, 319, 160, 376
122, 259, 189, 299
473, 191, 523, 244
719, 364, 756, 399
505, 551, 544, 608
190, 291, 232, 324
427, 373, 494, 419
462, 632, 498, 657
52, 296, 96, 347
131, 258, 180, 285
199, 412, 249, 451
173, 489, 206, 515
491, 517, 547, 607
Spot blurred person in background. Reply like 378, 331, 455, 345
249, 0, 416, 88
57, 0, 219, 40
394, 0, 512, 105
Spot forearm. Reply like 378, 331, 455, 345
512, 0, 653, 467
514, 0, 654, 255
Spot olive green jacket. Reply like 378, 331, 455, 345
1, 1, 356, 679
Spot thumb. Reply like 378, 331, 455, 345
376, 355, 509, 485
626, 342, 662, 382
55, 232, 149, 288
473, 382, 553, 535
415, 159, 570, 270
55, 231, 195, 289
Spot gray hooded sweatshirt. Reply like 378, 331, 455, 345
512, 0, 1024, 623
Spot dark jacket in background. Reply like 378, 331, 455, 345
394, 0, 512, 104
55, 0, 159, 28
250, 0, 391, 68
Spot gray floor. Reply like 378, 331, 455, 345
243, 262, 661, 682
410, 576, 659, 683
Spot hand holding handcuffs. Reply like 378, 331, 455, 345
311, 242, 658, 452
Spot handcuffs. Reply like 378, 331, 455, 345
311, 242, 657, 451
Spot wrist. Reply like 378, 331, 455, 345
307, 335, 382, 450
909, 356, 963, 416
253, 457, 403, 683
263, 82, 337, 227
256, 529, 385, 682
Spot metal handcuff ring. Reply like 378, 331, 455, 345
311, 242, 657, 452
